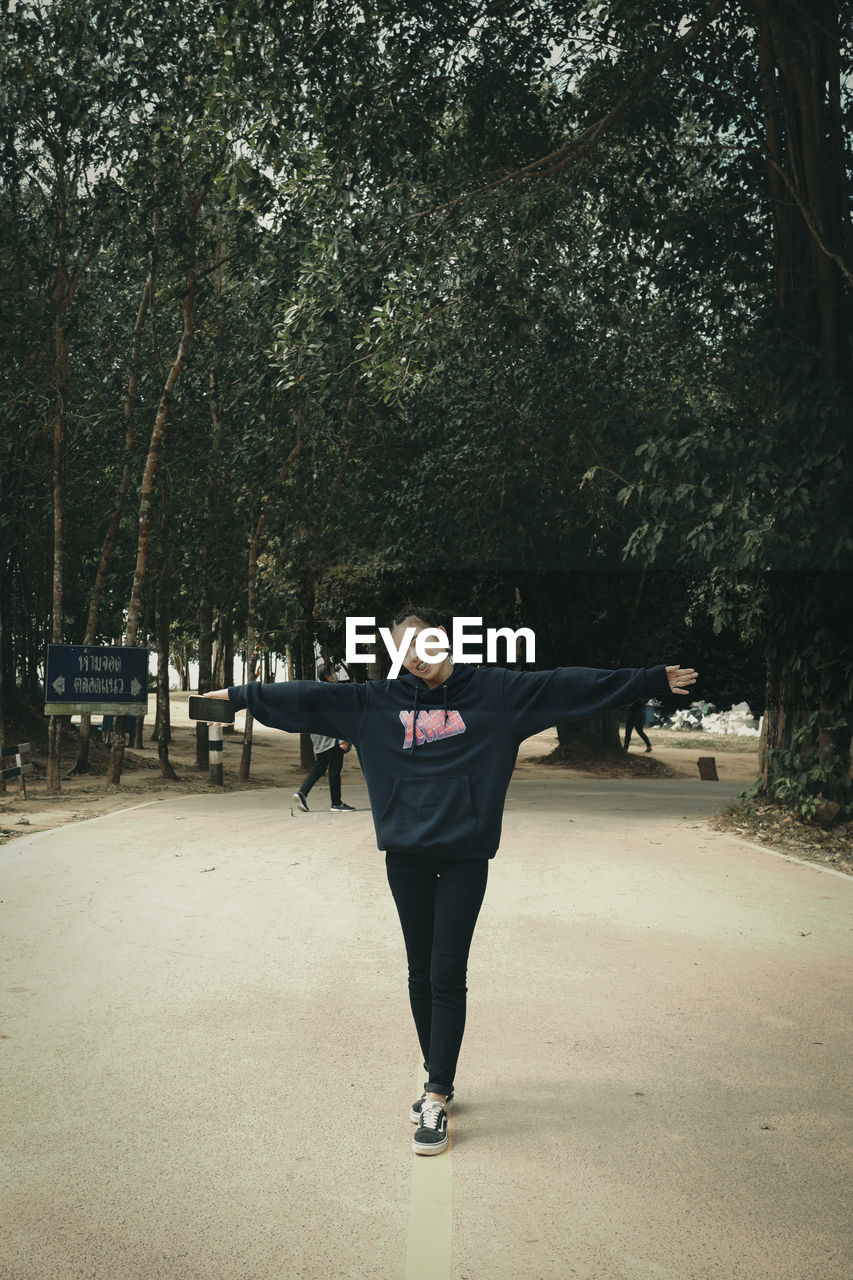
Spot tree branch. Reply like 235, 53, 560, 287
416, 0, 731, 221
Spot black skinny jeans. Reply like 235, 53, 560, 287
300, 744, 343, 806
624, 721, 651, 750
385, 851, 489, 1098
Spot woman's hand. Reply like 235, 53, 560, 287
666, 665, 698, 696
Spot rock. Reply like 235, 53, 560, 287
813, 798, 842, 828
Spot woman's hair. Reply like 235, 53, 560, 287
389, 604, 449, 632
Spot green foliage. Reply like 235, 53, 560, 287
742, 733, 853, 824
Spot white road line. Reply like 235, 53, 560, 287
404, 1063, 453, 1280
729, 836, 853, 882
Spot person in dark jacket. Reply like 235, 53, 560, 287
204, 605, 698, 1156
293, 663, 355, 812
624, 698, 653, 752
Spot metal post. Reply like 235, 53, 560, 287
209, 724, 223, 786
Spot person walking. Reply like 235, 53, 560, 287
624, 698, 653, 752
205, 606, 697, 1156
292, 663, 355, 813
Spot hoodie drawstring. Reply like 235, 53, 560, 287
411, 686, 420, 754
410, 682, 448, 755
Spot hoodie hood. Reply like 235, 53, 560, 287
396, 662, 479, 699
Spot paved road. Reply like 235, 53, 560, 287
2, 777, 851, 1280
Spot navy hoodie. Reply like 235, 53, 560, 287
228, 663, 672, 859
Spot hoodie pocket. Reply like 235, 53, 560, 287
380, 774, 477, 850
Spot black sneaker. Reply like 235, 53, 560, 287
330, 803, 356, 812
410, 1091, 454, 1123
412, 1100, 449, 1155
293, 791, 309, 812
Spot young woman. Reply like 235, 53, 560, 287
205, 605, 697, 1156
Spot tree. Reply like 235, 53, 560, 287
1, 0, 145, 787
585, 1, 853, 810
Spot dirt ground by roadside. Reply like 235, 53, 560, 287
708, 803, 853, 877
2, 693, 849, 875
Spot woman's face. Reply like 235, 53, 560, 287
391, 617, 454, 687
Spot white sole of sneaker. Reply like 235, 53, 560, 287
412, 1134, 448, 1156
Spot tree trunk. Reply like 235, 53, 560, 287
75, 719, 94, 776
46, 175, 70, 794
224, 612, 235, 691
759, 0, 850, 381
212, 599, 237, 734
550, 571, 629, 758
108, 179, 207, 786
759, 643, 807, 788
234, 422, 305, 775
759, 573, 852, 805
198, 303, 224, 768
196, 582, 213, 769
239, 508, 260, 782
0, 590, 5, 795
44, 123, 109, 789
298, 580, 316, 770
212, 614, 226, 690
155, 542, 177, 781
46, 335, 68, 791
0, 559, 11, 765
556, 710, 623, 755
73, 268, 154, 773
751, 4, 852, 801
239, 713, 255, 779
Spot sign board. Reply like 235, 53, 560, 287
44, 644, 149, 716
